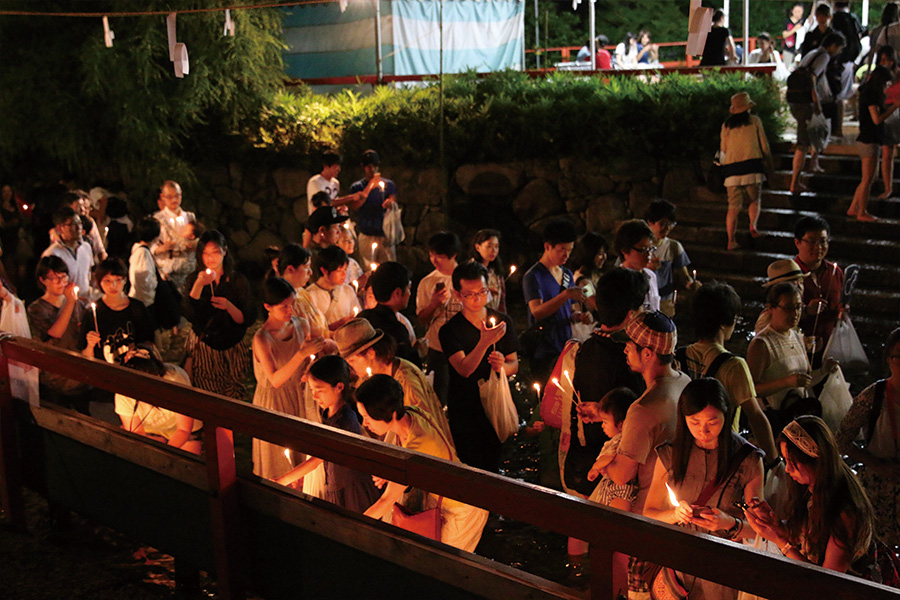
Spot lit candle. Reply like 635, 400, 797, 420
21, 204, 28, 210
692, 269, 697, 281
73, 285, 79, 297
371, 242, 378, 255
378, 181, 385, 192
366, 367, 372, 378
533, 382, 541, 399
352, 279, 359, 292
283, 448, 291, 464
551, 377, 565, 393
506, 265, 517, 280
90, 302, 99, 332
104, 226, 109, 235
489, 317, 496, 327
666, 483, 679, 508
673, 289, 678, 306
309, 354, 316, 362
563, 369, 574, 388
353, 306, 359, 316
206, 268, 216, 295
176, 215, 184, 226
370, 263, 378, 272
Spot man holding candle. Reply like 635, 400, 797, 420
581, 310, 688, 599
305, 152, 362, 217
347, 150, 398, 265
440, 262, 517, 472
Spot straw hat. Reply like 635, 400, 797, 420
762, 259, 809, 288
334, 318, 384, 358
729, 92, 756, 114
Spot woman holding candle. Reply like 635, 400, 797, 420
78, 258, 155, 361
644, 378, 763, 599
252, 277, 323, 481
183, 230, 257, 400
469, 229, 507, 314
746, 416, 886, 580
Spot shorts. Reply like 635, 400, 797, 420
858, 142, 879, 158
726, 183, 761, 210
789, 102, 814, 149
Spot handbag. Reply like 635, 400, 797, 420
818, 366, 853, 433
823, 314, 869, 374
478, 366, 519, 443
382, 202, 405, 246
391, 408, 452, 541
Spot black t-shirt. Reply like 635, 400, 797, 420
700, 26, 730, 66
857, 84, 885, 144
565, 329, 646, 496
77, 297, 155, 359
182, 270, 257, 351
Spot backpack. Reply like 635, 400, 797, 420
786, 65, 815, 104
675, 346, 734, 381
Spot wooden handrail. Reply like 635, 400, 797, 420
1, 335, 897, 600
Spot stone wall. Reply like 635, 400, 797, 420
193, 157, 702, 278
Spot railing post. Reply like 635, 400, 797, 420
0, 339, 26, 530
203, 426, 243, 600
589, 544, 616, 600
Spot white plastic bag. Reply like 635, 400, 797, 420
478, 366, 518, 443
824, 314, 869, 373
807, 112, 830, 154
819, 366, 854, 433
382, 203, 405, 246
0, 294, 40, 406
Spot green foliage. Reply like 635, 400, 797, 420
0, 0, 284, 197
249, 71, 784, 172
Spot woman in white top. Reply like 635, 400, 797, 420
615, 32, 639, 69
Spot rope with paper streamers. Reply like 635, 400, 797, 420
0, 1, 332, 17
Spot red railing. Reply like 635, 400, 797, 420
529, 37, 759, 68
2, 335, 894, 600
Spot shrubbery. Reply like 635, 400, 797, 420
249, 70, 785, 171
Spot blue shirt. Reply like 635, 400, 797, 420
522, 262, 574, 359
350, 177, 398, 236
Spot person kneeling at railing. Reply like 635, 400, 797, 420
114, 342, 203, 454
355, 374, 488, 553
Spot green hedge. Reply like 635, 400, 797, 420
249, 70, 785, 171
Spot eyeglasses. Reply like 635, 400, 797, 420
459, 288, 489, 299
776, 303, 803, 312
43, 273, 68, 283
632, 245, 657, 255
800, 237, 829, 248
61, 220, 82, 229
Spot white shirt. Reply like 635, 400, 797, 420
41, 239, 94, 295
307, 282, 360, 326
307, 174, 340, 216
128, 243, 157, 307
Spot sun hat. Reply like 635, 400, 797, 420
334, 318, 384, 358
762, 259, 809, 288
729, 91, 756, 114
625, 310, 677, 355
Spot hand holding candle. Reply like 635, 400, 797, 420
506, 265, 517, 281
90, 301, 99, 332
205, 268, 216, 296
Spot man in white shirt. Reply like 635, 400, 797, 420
306, 152, 361, 217
42, 205, 94, 297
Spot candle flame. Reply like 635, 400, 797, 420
378, 181, 385, 190
104, 226, 109, 234
551, 377, 565, 393
692, 269, 697, 280
509, 265, 516, 275
206, 268, 212, 275
489, 317, 496, 327
353, 306, 359, 316
22, 204, 28, 210
666, 483, 679, 508
90, 301, 96, 309
343, 221, 351, 229
370, 263, 378, 271
283, 448, 291, 461
310, 354, 316, 362
73, 286, 79, 296
366, 367, 372, 378
352, 279, 359, 291
372, 242, 378, 251
533, 382, 541, 393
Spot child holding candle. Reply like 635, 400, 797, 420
252, 277, 323, 481
469, 229, 507, 313
440, 262, 518, 473
586, 387, 639, 511
183, 230, 257, 400
78, 258, 155, 361
275, 355, 379, 512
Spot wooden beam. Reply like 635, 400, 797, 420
28, 404, 208, 490
0, 349, 25, 529
240, 481, 582, 600
204, 426, 244, 600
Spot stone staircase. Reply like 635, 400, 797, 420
674, 138, 900, 375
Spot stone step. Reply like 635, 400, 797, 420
774, 152, 863, 175
678, 200, 900, 240
769, 169, 900, 203
679, 243, 900, 314
691, 185, 900, 219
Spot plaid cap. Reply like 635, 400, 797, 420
625, 310, 677, 355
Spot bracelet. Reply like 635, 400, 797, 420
728, 517, 744, 540
725, 516, 742, 539
780, 541, 794, 556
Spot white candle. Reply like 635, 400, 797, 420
283, 448, 291, 464
551, 377, 565, 393
366, 367, 372, 378
352, 279, 359, 292
489, 317, 496, 327
206, 268, 215, 295
692, 269, 697, 281
371, 242, 378, 255
370, 263, 378, 272
353, 306, 359, 316
90, 302, 99, 332
73, 285, 79, 297
378, 181, 385, 192
506, 265, 517, 281
309, 354, 316, 362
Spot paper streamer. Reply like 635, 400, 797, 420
223, 9, 235, 37
166, 12, 177, 61
102, 16, 114, 48
173, 42, 189, 78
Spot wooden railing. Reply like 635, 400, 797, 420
1, 335, 897, 600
